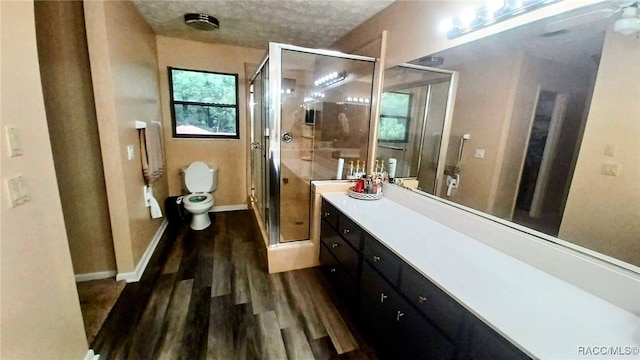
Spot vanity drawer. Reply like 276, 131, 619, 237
319, 242, 356, 307
321, 200, 339, 230
320, 220, 359, 279
400, 264, 464, 340
363, 234, 401, 285
337, 214, 362, 249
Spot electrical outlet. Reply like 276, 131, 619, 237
127, 145, 135, 160
474, 149, 485, 159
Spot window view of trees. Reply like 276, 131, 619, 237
378, 92, 411, 142
169, 68, 239, 138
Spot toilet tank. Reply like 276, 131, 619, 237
180, 165, 218, 194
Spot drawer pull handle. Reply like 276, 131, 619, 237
372, 255, 381, 263
396, 311, 405, 321
332, 243, 339, 248
330, 268, 336, 273
380, 293, 388, 303
343, 228, 350, 235
418, 295, 427, 304
324, 212, 330, 217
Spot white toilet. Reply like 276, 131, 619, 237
181, 161, 218, 230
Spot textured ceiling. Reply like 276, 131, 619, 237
132, 0, 396, 50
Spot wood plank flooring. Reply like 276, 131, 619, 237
91, 210, 377, 359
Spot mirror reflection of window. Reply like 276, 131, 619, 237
379, 92, 411, 142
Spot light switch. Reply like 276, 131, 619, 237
601, 163, 620, 177
127, 145, 135, 160
6, 176, 29, 207
5, 126, 23, 157
474, 149, 485, 159
604, 144, 616, 157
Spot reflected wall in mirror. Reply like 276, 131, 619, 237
403, 2, 639, 268
376, 64, 456, 195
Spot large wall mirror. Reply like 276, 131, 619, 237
381, 2, 640, 271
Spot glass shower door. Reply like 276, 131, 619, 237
250, 61, 269, 234
277, 47, 376, 243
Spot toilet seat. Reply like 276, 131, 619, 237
183, 192, 213, 206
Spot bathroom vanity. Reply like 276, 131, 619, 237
319, 192, 639, 359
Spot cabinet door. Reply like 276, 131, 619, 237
456, 313, 531, 360
400, 264, 464, 340
360, 263, 455, 360
320, 220, 359, 279
321, 200, 339, 229
359, 262, 398, 358
363, 234, 401, 285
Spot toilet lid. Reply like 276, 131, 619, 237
185, 161, 212, 193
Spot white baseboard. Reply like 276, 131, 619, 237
84, 349, 99, 360
116, 219, 168, 283
75, 270, 117, 282
210, 204, 248, 212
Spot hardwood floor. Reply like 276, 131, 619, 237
91, 210, 377, 360
76, 277, 126, 344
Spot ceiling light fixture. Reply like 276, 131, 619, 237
314, 71, 346, 88
184, 13, 220, 31
442, 0, 560, 39
614, 5, 640, 35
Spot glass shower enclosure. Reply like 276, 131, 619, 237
250, 43, 377, 245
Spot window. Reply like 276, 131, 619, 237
378, 92, 412, 143
168, 67, 239, 139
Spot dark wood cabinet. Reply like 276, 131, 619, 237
338, 214, 362, 249
400, 264, 465, 340
320, 221, 359, 280
360, 262, 456, 360
319, 199, 530, 360
319, 241, 357, 307
321, 200, 339, 229
362, 234, 402, 285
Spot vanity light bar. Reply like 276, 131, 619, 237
442, 0, 561, 39
345, 97, 370, 104
314, 71, 346, 87
280, 88, 295, 95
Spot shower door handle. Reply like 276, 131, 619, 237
250, 142, 264, 149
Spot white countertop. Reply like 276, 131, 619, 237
322, 193, 640, 359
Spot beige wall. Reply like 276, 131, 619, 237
35, 0, 116, 275
85, 0, 168, 272
439, 52, 524, 212
559, 30, 640, 266
1, 1, 88, 358
156, 36, 264, 205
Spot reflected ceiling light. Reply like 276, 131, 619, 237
184, 13, 220, 31
442, 0, 560, 39
614, 6, 640, 35
314, 71, 346, 87
345, 97, 369, 104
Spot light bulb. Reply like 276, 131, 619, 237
439, 18, 454, 33
460, 8, 477, 27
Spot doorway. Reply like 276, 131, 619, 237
514, 90, 569, 236
34, 0, 119, 344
